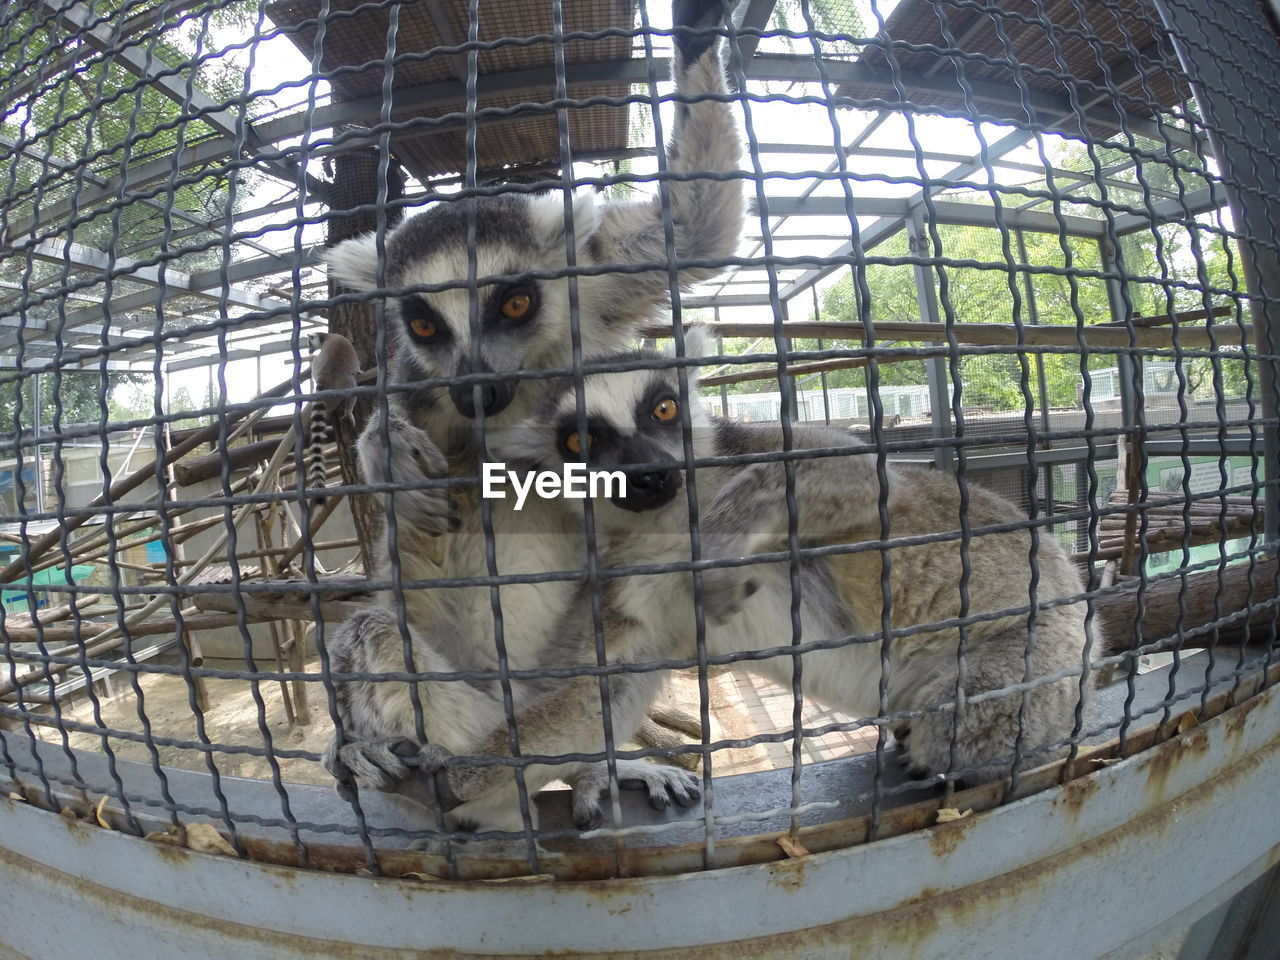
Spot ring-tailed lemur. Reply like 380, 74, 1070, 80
305, 332, 361, 505
316, 0, 741, 830
415, 337, 1097, 826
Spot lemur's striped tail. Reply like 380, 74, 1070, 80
308, 400, 330, 505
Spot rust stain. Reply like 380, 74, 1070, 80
927, 814, 978, 858
763, 855, 807, 893
0, 840, 458, 959
1224, 691, 1264, 739
1054, 773, 1100, 823
0, 687, 1277, 960
150, 841, 195, 865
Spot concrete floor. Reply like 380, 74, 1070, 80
30, 654, 876, 784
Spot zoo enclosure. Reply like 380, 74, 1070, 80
1, 0, 1279, 956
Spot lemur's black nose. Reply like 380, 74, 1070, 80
450, 358, 515, 418
613, 468, 681, 512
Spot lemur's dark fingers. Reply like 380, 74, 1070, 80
612, 760, 702, 813
330, 740, 414, 792
393, 740, 453, 774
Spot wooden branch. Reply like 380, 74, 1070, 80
1099, 305, 1235, 327
0, 375, 301, 585
165, 538, 359, 569
3, 594, 102, 630
192, 591, 367, 623
22, 512, 228, 581
700, 355, 872, 388
172, 438, 281, 487
276, 495, 344, 572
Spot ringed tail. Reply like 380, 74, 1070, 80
308, 400, 330, 505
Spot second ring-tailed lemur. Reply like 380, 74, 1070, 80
316, 0, 741, 827
305, 332, 361, 505
416, 336, 1097, 826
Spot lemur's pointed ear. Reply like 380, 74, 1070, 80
529, 190, 600, 253
320, 234, 383, 292
680, 325, 714, 363
672, 325, 715, 392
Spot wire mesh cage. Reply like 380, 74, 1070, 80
1, 0, 1279, 946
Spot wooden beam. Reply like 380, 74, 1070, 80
1097, 557, 1278, 654
172, 438, 282, 487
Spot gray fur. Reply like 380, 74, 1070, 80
462, 351, 1098, 798
317, 1, 743, 835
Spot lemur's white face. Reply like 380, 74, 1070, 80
492, 359, 716, 521
322, 191, 631, 430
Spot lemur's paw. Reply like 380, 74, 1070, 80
700, 563, 760, 625
672, 0, 726, 63
389, 737, 454, 773
893, 738, 946, 787
360, 418, 456, 535
570, 760, 702, 830
324, 737, 419, 801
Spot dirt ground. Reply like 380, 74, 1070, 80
29, 655, 874, 784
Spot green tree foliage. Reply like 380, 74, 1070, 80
1, 2, 260, 260
1, 1, 264, 432
0, 370, 149, 432
725, 211, 1251, 412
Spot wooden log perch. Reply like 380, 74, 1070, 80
172, 438, 281, 487
1097, 557, 1279, 655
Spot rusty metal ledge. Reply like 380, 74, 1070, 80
2, 656, 1279, 957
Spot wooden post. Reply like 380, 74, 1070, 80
271, 498, 310, 726
164, 419, 209, 713
1119, 435, 1144, 576
254, 501, 297, 725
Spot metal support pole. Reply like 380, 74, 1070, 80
1015, 228, 1054, 440
1155, 0, 1280, 548
778, 300, 799, 425
908, 209, 953, 472
812, 282, 832, 425
31, 371, 44, 515
1099, 235, 1140, 434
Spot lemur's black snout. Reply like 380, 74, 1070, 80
613, 466, 682, 512
450, 357, 516, 418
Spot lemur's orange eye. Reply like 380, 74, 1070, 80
652, 398, 679, 422
410, 317, 437, 339
502, 293, 532, 320
564, 431, 592, 455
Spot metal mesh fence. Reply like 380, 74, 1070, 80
0, 0, 1277, 881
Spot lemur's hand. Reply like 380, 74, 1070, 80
358, 413, 457, 535
569, 760, 702, 830
323, 736, 450, 803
